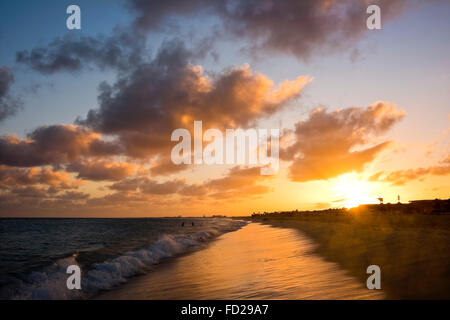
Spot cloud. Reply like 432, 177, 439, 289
0, 165, 84, 213
56, 191, 90, 200
4, 1, 417, 216
107, 166, 271, 199
0, 186, 89, 215
108, 177, 186, 195
0, 165, 79, 189
0, 165, 269, 216
129, 0, 212, 31
86, 190, 149, 208
150, 156, 190, 176
140, 178, 185, 195
3, 38, 306, 214
66, 160, 136, 181
183, 166, 273, 199
0, 125, 122, 167
369, 157, 450, 186
16, 1, 409, 78
76, 39, 308, 163
8, 185, 49, 198
129, 0, 408, 59
204, 166, 269, 191
0, 66, 22, 122
16, 28, 147, 74
282, 102, 406, 181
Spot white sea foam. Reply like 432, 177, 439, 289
12, 219, 247, 300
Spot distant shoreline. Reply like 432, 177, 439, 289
0, 216, 232, 219
251, 198, 450, 219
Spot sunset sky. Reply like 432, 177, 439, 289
0, 0, 449, 217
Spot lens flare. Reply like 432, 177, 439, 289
332, 174, 376, 208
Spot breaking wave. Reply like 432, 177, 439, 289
8, 219, 247, 300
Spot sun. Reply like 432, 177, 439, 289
332, 174, 376, 208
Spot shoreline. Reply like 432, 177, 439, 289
97, 223, 382, 300
254, 214, 450, 299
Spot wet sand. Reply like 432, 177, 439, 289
97, 223, 382, 299
257, 215, 450, 299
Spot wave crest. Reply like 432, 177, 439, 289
10, 219, 247, 299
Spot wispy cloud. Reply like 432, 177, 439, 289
369, 156, 450, 186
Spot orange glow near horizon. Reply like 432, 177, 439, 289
332, 174, 377, 209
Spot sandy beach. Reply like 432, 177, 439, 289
254, 214, 450, 299
97, 223, 382, 299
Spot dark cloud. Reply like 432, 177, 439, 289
0, 125, 122, 167
108, 176, 184, 195
0, 165, 85, 214
0, 165, 270, 215
203, 166, 272, 199
76, 39, 307, 165
140, 178, 185, 195
16, 0, 410, 77
0, 67, 14, 101
66, 160, 136, 181
220, 0, 406, 59
129, 0, 407, 59
129, 0, 212, 31
3, 1, 421, 217
204, 166, 268, 191
9, 185, 48, 198
0, 66, 22, 122
0, 165, 79, 189
1, 40, 304, 189
56, 191, 90, 201
85, 190, 149, 208
0, 186, 89, 216
107, 166, 271, 198
16, 28, 147, 74
108, 177, 185, 195
109, 177, 143, 191
150, 156, 190, 176
282, 102, 406, 182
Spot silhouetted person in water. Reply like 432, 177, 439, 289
181, 222, 185, 227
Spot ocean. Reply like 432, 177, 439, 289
0, 217, 246, 299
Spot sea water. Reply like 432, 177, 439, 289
0, 217, 246, 299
